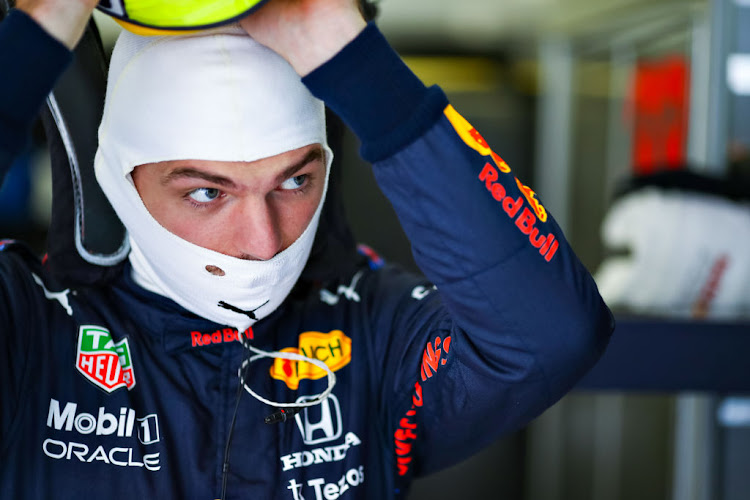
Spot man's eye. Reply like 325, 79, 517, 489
279, 175, 308, 191
188, 188, 221, 203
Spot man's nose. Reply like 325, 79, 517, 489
232, 198, 283, 261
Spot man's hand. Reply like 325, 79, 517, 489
239, 0, 366, 76
16, 0, 99, 50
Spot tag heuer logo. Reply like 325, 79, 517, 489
76, 325, 136, 393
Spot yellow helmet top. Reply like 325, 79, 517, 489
97, 0, 268, 35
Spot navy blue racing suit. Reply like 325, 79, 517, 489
0, 9, 613, 499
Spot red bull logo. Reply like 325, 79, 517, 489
444, 104, 511, 174
515, 178, 547, 222
191, 327, 253, 347
270, 330, 352, 390
444, 104, 555, 260
479, 163, 558, 262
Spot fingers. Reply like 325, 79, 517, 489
239, 0, 365, 75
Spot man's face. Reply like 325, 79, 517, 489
131, 144, 326, 262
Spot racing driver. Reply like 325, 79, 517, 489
0, 0, 614, 498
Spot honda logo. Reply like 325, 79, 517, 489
294, 394, 342, 445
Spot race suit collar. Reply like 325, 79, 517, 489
112, 263, 281, 354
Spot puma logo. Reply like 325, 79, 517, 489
32, 273, 73, 316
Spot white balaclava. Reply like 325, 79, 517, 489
95, 25, 331, 332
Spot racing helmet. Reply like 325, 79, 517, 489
96, 0, 268, 36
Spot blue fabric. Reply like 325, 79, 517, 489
0, 10, 71, 169
0, 17, 613, 499
0, 150, 32, 226
303, 23, 449, 163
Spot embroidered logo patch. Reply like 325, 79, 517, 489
444, 104, 512, 174
270, 330, 352, 390
76, 325, 136, 393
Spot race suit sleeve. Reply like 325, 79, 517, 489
0, 9, 72, 440
303, 23, 614, 479
0, 9, 71, 171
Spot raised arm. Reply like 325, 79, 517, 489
238, 0, 365, 76
0, 0, 97, 444
245, 0, 614, 479
0, 0, 96, 171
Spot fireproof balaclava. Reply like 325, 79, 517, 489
95, 25, 331, 332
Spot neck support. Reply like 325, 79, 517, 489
95, 25, 330, 331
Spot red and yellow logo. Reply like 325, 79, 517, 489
270, 330, 352, 390
515, 178, 547, 223
445, 104, 548, 224
444, 104, 511, 174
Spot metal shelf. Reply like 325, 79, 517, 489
578, 315, 750, 393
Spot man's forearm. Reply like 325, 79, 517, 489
15, 0, 97, 50
0, 10, 73, 171
239, 0, 366, 76
0, 0, 97, 171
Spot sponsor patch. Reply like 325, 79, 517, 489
411, 285, 437, 300
515, 178, 547, 222
478, 163, 559, 262
320, 271, 363, 306
280, 432, 361, 472
445, 104, 549, 224
286, 466, 365, 500
32, 273, 73, 316
191, 326, 253, 347
270, 330, 352, 390
395, 335, 451, 477
444, 104, 512, 174
44, 398, 161, 471
76, 325, 135, 393
294, 394, 343, 445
